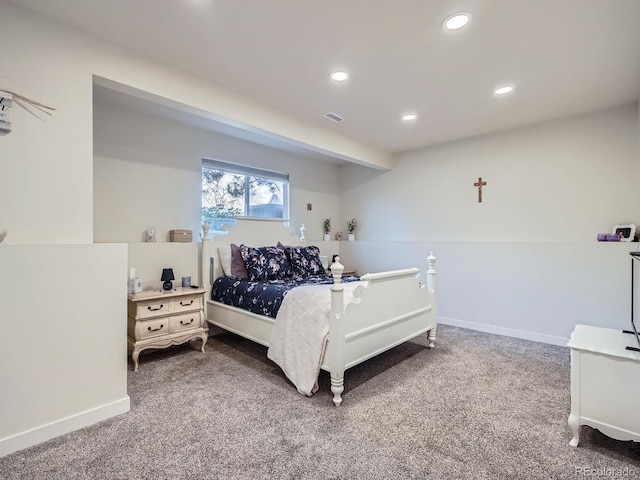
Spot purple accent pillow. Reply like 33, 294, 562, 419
230, 243, 249, 279
241, 245, 292, 281
285, 245, 326, 277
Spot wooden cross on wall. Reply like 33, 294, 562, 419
474, 177, 487, 203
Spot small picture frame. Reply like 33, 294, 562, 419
612, 224, 636, 242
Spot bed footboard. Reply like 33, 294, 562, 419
324, 253, 437, 406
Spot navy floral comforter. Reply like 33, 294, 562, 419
211, 274, 360, 318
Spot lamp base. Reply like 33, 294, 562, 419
162, 281, 173, 291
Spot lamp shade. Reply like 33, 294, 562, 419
161, 268, 175, 281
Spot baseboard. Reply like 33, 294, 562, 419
0, 396, 130, 458
438, 316, 569, 347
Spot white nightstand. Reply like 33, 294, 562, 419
127, 287, 208, 371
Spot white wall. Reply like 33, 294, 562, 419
0, 244, 129, 457
93, 100, 344, 288
1, 5, 95, 244
93, 100, 343, 244
0, 3, 132, 457
340, 104, 640, 344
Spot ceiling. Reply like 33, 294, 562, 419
10, 0, 640, 155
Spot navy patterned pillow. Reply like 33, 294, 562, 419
285, 245, 326, 277
241, 245, 292, 281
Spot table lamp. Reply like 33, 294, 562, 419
161, 268, 175, 291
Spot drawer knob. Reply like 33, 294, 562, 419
147, 304, 164, 311
180, 300, 194, 306
180, 318, 194, 326
148, 324, 164, 332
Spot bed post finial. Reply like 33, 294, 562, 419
300, 224, 306, 246
202, 220, 210, 240
426, 251, 436, 292
427, 251, 436, 272
330, 256, 344, 283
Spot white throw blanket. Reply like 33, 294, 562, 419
267, 282, 361, 396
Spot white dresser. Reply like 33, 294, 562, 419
567, 324, 640, 446
127, 287, 208, 371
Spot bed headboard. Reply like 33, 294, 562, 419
201, 218, 305, 288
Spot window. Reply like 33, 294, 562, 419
202, 159, 289, 231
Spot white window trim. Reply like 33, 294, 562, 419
202, 158, 290, 221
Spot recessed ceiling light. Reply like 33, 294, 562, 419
402, 113, 417, 122
494, 85, 514, 95
443, 12, 471, 31
330, 71, 349, 82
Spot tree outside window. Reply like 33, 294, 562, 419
202, 160, 289, 233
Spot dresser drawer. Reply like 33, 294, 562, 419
170, 294, 202, 313
170, 312, 202, 333
131, 317, 169, 340
130, 299, 171, 320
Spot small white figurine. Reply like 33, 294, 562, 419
145, 227, 156, 242
300, 224, 306, 244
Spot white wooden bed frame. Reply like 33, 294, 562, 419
201, 219, 437, 406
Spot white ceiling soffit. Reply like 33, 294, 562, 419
92, 78, 365, 166
12, 0, 640, 154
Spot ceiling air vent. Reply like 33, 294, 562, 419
323, 112, 345, 123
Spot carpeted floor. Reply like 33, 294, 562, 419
1, 324, 639, 479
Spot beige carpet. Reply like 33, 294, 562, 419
1, 325, 639, 479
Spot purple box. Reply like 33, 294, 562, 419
598, 233, 621, 241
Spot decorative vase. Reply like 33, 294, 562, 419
323, 234, 330, 241
348, 233, 355, 241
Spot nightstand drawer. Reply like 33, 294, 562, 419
131, 299, 171, 320
170, 312, 202, 333
131, 317, 168, 340
171, 295, 202, 313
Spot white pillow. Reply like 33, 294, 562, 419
217, 246, 232, 276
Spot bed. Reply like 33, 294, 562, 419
201, 219, 437, 406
